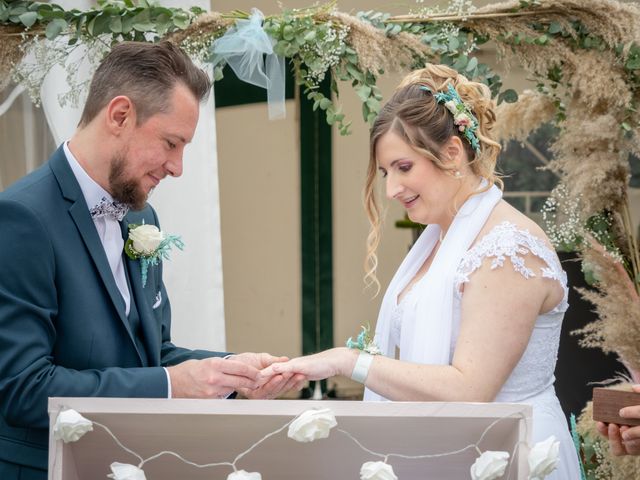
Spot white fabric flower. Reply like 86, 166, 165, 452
470, 450, 509, 480
528, 436, 560, 480
107, 463, 146, 480
360, 461, 398, 480
227, 470, 262, 480
129, 224, 164, 254
52, 409, 93, 443
444, 100, 458, 113
287, 408, 337, 442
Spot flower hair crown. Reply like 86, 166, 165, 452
419, 83, 481, 154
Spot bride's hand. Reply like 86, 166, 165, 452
259, 347, 358, 382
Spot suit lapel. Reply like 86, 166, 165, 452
121, 217, 162, 365
49, 147, 143, 362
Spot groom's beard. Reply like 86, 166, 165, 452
108, 151, 147, 211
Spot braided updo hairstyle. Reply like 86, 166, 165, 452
364, 64, 502, 293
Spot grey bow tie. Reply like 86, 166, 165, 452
90, 196, 129, 221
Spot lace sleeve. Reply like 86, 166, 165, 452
454, 221, 569, 313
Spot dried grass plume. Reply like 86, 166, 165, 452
493, 90, 556, 143
573, 240, 640, 371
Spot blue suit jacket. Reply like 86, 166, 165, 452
0, 146, 227, 470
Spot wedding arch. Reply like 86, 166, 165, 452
3, 0, 640, 476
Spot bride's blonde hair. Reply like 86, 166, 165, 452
364, 64, 502, 293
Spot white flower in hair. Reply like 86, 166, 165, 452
444, 100, 458, 113
107, 463, 146, 480
227, 470, 262, 480
53, 409, 93, 443
287, 408, 337, 442
360, 461, 398, 480
470, 450, 509, 480
528, 436, 560, 479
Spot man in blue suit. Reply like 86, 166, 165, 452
0, 41, 301, 479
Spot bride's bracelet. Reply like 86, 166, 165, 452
350, 351, 375, 384
345, 324, 380, 384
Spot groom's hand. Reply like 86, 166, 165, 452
227, 352, 288, 371
230, 352, 306, 399
239, 371, 307, 399
167, 358, 259, 399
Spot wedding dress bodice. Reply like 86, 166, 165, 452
387, 221, 580, 478
390, 221, 568, 403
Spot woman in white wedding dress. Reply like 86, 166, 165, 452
263, 64, 581, 478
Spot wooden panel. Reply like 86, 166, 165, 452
592, 387, 640, 426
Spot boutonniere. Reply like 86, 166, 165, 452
124, 223, 184, 287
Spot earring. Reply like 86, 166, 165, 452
454, 170, 462, 178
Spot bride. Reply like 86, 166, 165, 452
263, 64, 581, 478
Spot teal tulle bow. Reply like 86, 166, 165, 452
210, 9, 285, 120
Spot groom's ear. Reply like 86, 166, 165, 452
105, 95, 136, 135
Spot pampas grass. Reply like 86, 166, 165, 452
493, 90, 556, 142
574, 239, 640, 371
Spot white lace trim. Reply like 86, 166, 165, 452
454, 221, 568, 313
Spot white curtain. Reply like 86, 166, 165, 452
33, 0, 226, 351
145, 66, 226, 352
0, 85, 56, 189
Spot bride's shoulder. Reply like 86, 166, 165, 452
460, 200, 562, 280
477, 200, 551, 249
457, 200, 567, 310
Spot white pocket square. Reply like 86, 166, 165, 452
152, 291, 162, 309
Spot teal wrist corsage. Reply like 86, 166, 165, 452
346, 324, 381, 355
124, 223, 184, 287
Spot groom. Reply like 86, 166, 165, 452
0, 41, 301, 479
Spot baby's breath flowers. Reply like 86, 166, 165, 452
541, 183, 584, 252
542, 184, 625, 265
297, 22, 348, 84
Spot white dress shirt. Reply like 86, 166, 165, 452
64, 142, 131, 315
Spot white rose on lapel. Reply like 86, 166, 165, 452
528, 436, 559, 479
287, 408, 337, 442
359, 461, 397, 480
53, 409, 93, 443
108, 463, 147, 480
470, 450, 509, 480
124, 223, 183, 287
128, 224, 164, 254
227, 470, 262, 480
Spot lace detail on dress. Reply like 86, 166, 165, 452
454, 221, 568, 313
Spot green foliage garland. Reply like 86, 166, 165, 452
2, 0, 640, 137
0, 0, 200, 42
0, 0, 518, 135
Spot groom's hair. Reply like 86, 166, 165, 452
78, 41, 211, 127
